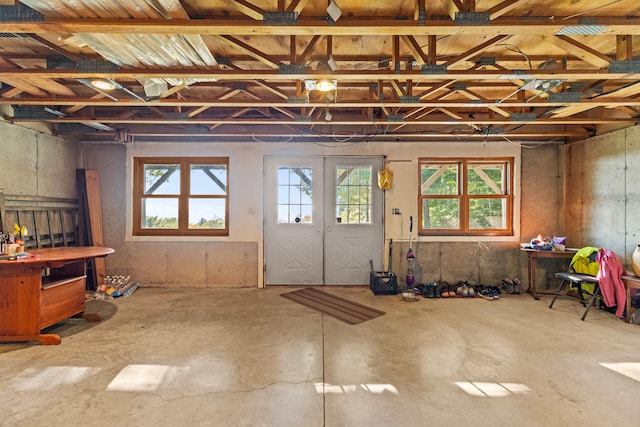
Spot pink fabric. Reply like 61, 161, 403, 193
596, 248, 626, 318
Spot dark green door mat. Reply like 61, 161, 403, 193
281, 287, 385, 324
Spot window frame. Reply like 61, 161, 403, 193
418, 157, 514, 236
132, 157, 229, 237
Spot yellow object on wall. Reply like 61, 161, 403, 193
378, 163, 393, 190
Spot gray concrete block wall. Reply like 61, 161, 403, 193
0, 121, 77, 199
565, 125, 640, 267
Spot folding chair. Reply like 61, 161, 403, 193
549, 247, 602, 321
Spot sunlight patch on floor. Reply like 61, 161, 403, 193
107, 364, 190, 392
455, 382, 531, 397
14, 366, 101, 391
315, 383, 398, 394
599, 362, 640, 382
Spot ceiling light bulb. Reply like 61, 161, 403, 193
316, 80, 336, 91
90, 79, 116, 91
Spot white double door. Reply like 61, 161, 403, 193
265, 156, 384, 285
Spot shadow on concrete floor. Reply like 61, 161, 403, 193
0, 299, 118, 354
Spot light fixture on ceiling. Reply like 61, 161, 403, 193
90, 79, 116, 91
316, 79, 337, 91
304, 79, 337, 92
327, 0, 342, 22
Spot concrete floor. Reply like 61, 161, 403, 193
1, 286, 639, 427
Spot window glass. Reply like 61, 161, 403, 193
420, 163, 458, 195
467, 163, 505, 195
335, 165, 372, 224
419, 158, 513, 236
277, 166, 313, 223
191, 164, 227, 195
188, 198, 226, 229
142, 198, 179, 229
144, 164, 180, 195
134, 157, 229, 236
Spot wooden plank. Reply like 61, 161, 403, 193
77, 169, 106, 289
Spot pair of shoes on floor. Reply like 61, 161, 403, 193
456, 281, 476, 298
476, 285, 501, 300
501, 278, 522, 294
421, 282, 440, 298
440, 281, 457, 298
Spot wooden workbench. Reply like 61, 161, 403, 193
0, 246, 113, 345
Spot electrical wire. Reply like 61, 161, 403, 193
495, 43, 532, 70
250, 133, 293, 143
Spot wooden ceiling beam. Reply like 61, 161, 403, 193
227, 0, 265, 21
5, 18, 640, 37
457, 88, 511, 118
536, 34, 611, 69
444, 35, 510, 68
6, 97, 640, 109
27, 117, 636, 126
487, 0, 528, 20
400, 35, 428, 66
4, 68, 635, 81
439, 0, 465, 20
212, 35, 281, 69
298, 34, 323, 65
551, 81, 640, 118
286, 0, 309, 14
390, 80, 406, 97
617, 35, 633, 61
0, 77, 49, 97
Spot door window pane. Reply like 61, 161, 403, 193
277, 166, 313, 223
335, 165, 372, 224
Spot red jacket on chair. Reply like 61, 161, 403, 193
596, 248, 626, 318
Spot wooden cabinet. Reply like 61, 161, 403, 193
0, 247, 113, 345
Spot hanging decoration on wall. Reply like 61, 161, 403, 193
378, 163, 393, 190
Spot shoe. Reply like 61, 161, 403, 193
489, 286, 501, 299
433, 282, 441, 298
422, 282, 436, 298
440, 284, 450, 298
477, 287, 494, 300
467, 286, 476, 298
501, 278, 514, 294
512, 278, 522, 294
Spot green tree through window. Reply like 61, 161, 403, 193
419, 158, 513, 236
